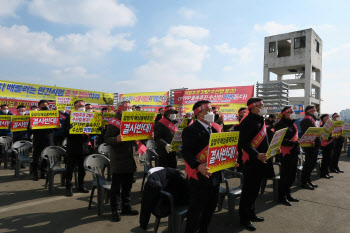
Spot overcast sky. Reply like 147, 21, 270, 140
0, 0, 349, 113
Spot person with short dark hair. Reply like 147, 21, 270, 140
319, 114, 334, 178
155, 107, 164, 123
85, 104, 93, 112
275, 106, 300, 206
0, 104, 13, 136
30, 105, 38, 111
235, 107, 247, 171
182, 100, 223, 233
28, 100, 53, 181
300, 105, 321, 190
330, 112, 345, 173
154, 105, 179, 168
238, 97, 274, 231
13, 105, 29, 142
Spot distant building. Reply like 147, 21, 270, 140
340, 109, 350, 123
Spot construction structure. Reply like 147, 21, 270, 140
263, 28, 322, 113
256, 82, 289, 114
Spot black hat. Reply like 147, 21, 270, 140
164, 105, 178, 115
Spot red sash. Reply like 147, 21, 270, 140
280, 123, 298, 157
158, 118, 178, 133
242, 122, 266, 164
184, 122, 222, 180
304, 115, 318, 127
109, 118, 148, 155
59, 112, 66, 120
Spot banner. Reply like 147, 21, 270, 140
10, 115, 30, 132
102, 112, 116, 126
174, 118, 188, 129
119, 91, 169, 106
266, 128, 287, 159
30, 110, 60, 129
332, 121, 344, 137
174, 86, 254, 105
207, 132, 239, 173
341, 123, 350, 137
56, 97, 77, 111
0, 115, 11, 129
0, 80, 114, 105
170, 130, 183, 152
299, 127, 324, 147
120, 111, 156, 141
0, 98, 56, 113
69, 111, 102, 134
321, 119, 335, 140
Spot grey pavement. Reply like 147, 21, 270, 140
0, 154, 350, 233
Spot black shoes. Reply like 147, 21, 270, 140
77, 187, 89, 193
250, 215, 264, 222
301, 183, 314, 190
279, 196, 292, 206
287, 194, 299, 202
308, 181, 318, 188
330, 169, 339, 173
112, 211, 121, 222
336, 168, 344, 173
65, 188, 73, 197
33, 174, 39, 181
240, 220, 256, 231
320, 174, 331, 179
121, 207, 139, 216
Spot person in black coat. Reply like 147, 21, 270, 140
64, 100, 91, 196
0, 104, 13, 136
28, 100, 54, 181
275, 106, 300, 206
105, 101, 140, 222
12, 105, 29, 142
182, 100, 221, 233
330, 112, 345, 173
235, 107, 246, 172
154, 105, 178, 168
300, 105, 321, 190
238, 98, 274, 231
319, 114, 334, 179
154, 107, 164, 123
265, 114, 276, 144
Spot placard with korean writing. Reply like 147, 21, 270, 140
170, 130, 183, 152
11, 115, 30, 132
207, 132, 239, 173
299, 127, 324, 147
56, 97, 76, 112
102, 112, 116, 126
30, 111, 60, 129
69, 111, 102, 134
121, 111, 156, 141
266, 128, 288, 159
119, 91, 169, 106
219, 104, 247, 124
0, 115, 12, 129
174, 118, 188, 129
321, 119, 335, 140
341, 123, 350, 137
332, 120, 344, 137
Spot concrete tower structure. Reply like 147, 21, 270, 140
263, 28, 322, 112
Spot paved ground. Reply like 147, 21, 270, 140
1, 154, 350, 233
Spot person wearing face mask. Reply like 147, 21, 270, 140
95, 107, 111, 150
274, 106, 300, 206
154, 107, 164, 123
330, 113, 345, 173
234, 107, 247, 172
0, 104, 13, 137
105, 101, 141, 222
300, 105, 321, 190
63, 100, 91, 196
12, 105, 29, 142
30, 105, 38, 111
238, 98, 274, 231
182, 100, 223, 233
28, 100, 53, 181
319, 114, 334, 179
154, 105, 179, 168
85, 104, 94, 112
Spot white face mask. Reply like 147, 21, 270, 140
335, 117, 341, 121
314, 112, 319, 118
290, 112, 296, 120
126, 109, 132, 112
2, 110, 9, 114
77, 107, 85, 112
204, 112, 215, 123
169, 114, 176, 121
86, 109, 93, 112
187, 117, 192, 120
258, 107, 267, 116
19, 112, 26, 115
59, 110, 65, 114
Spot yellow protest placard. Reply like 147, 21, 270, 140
207, 132, 239, 173
321, 119, 335, 140
170, 130, 183, 152
266, 128, 288, 159
119, 91, 169, 106
56, 97, 77, 111
174, 118, 188, 129
299, 127, 324, 147
30, 111, 60, 129
121, 111, 156, 141
0, 115, 12, 129
10, 115, 30, 132
219, 104, 247, 124
69, 111, 102, 134
332, 120, 344, 137
102, 112, 116, 126
341, 123, 350, 137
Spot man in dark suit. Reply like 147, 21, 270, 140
154, 105, 179, 168
182, 100, 222, 233
154, 107, 164, 123
239, 97, 274, 231
330, 112, 345, 173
